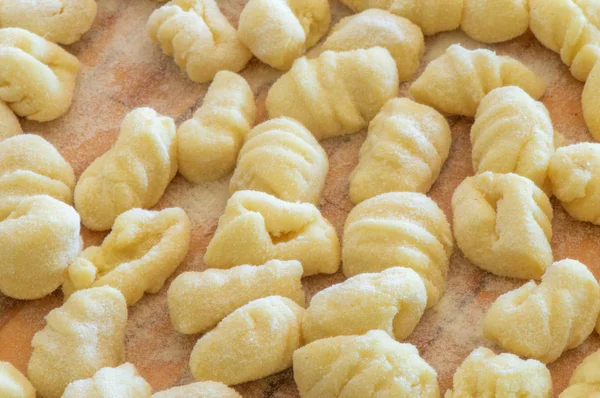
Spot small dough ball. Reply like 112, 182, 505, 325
561, 349, 600, 397
461, 0, 529, 43
322, 10, 424, 81
0, 100, 21, 141
0, 361, 35, 398
62, 363, 152, 398
189, 296, 304, 385
152, 382, 241, 398
293, 330, 440, 398
583, 61, 600, 141
452, 172, 553, 279
237, 0, 330, 70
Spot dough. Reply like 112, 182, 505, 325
152, 382, 241, 398
293, 330, 440, 398
0, 361, 35, 398
483, 259, 600, 364
452, 172, 553, 279
302, 267, 427, 343
230, 117, 329, 204
560, 350, 600, 397
74, 107, 177, 231
237, 0, 330, 70
62, 207, 191, 306
168, 259, 305, 334
177, 71, 256, 183
62, 363, 152, 398
189, 296, 304, 386
322, 10, 424, 81
204, 190, 340, 276
0, 100, 21, 141
410, 44, 546, 117
349, 98, 451, 204
343, 192, 453, 307
583, 61, 600, 141
266, 47, 399, 140
147, 0, 252, 83
0, 28, 80, 121
28, 286, 128, 398
445, 347, 552, 398
461, 0, 529, 43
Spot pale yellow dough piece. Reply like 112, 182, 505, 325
189, 296, 304, 386
452, 172, 553, 279
62, 363, 152, 398
302, 267, 427, 343
560, 350, 600, 397
237, 0, 330, 70
0, 361, 35, 398
0, 100, 21, 141
583, 60, 600, 141
152, 382, 241, 398
445, 347, 552, 398
0, 28, 79, 122
74, 107, 177, 231
204, 190, 340, 276
410, 44, 546, 117
293, 330, 440, 398
230, 117, 329, 204
28, 286, 128, 398
266, 47, 399, 140
62, 207, 191, 306
0, 0, 97, 45
483, 259, 600, 364
322, 10, 424, 81
343, 192, 453, 308
461, 0, 529, 43
177, 71, 256, 183
349, 98, 451, 204
472, 86, 555, 193
168, 259, 305, 334
147, 0, 251, 83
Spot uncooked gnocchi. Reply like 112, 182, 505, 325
204, 190, 340, 276
0, 100, 21, 141
266, 47, 399, 140
152, 382, 241, 398
237, 0, 330, 70
169, 259, 305, 334
28, 286, 127, 398
322, 10, 424, 81
74, 107, 177, 231
177, 71, 256, 183
302, 267, 427, 343
62, 363, 152, 398
293, 330, 440, 398
0, 28, 80, 122
230, 117, 328, 204
410, 44, 546, 117
452, 172, 553, 279
583, 61, 600, 141
147, 0, 252, 83
349, 98, 451, 204
343, 192, 453, 307
189, 296, 304, 386
445, 347, 552, 398
0, 361, 35, 398
560, 350, 600, 397
483, 259, 600, 364
62, 207, 191, 306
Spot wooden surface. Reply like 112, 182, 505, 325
1, 0, 599, 396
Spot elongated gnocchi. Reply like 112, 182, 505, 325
0, 361, 35, 398
153, 382, 241, 398
349, 98, 451, 204
583, 61, 600, 141
266, 47, 399, 140
62, 363, 152, 398
74, 108, 177, 231
0, 100, 21, 141
560, 350, 600, 397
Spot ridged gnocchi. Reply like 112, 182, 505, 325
74, 107, 177, 231
349, 98, 451, 204
293, 330, 440, 398
483, 259, 600, 364
343, 192, 453, 308
452, 172, 553, 279
0, 361, 35, 398
153, 382, 241, 398
302, 267, 427, 343
190, 296, 304, 386
445, 347, 552, 398
0, 28, 80, 122
237, 0, 330, 70
583, 61, 600, 141
230, 117, 328, 205
147, 0, 252, 83
204, 190, 340, 276
62, 363, 152, 398
410, 44, 546, 117
28, 287, 128, 398
560, 350, 600, 397
266, 47, 399, 140
62, 207, 191, 306
0, 100, 21, 141
322, 10, 424, 81
471, 86, 555, 193
177, 71, 256, 183
169, 260, 305, 334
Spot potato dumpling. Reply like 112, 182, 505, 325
461, 0, 529, 43
561, 349, 600, 397
0, 361, 35, 398
583, 61, 600, 141
152, 382, 241, 398
0, 100, 21, 141
62, 363, 152, 398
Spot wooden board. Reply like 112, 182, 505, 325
1, 0, 598, 396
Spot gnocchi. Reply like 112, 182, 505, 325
0, 100, 21, 141
62, 363, 152, 398
0, 361, 35, 398
583, 60, 600, 141
152, 382, 241, 398
560, 350, 600, 397
461, 0, 529, 43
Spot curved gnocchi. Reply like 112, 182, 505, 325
560, 350, 600, 397
62, 363, 152, 398
0, 361, 35, 398
583, 60, 600, 141
0, 100, 21, 141
153, 382, 241, 398
461, 0, 529, 43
